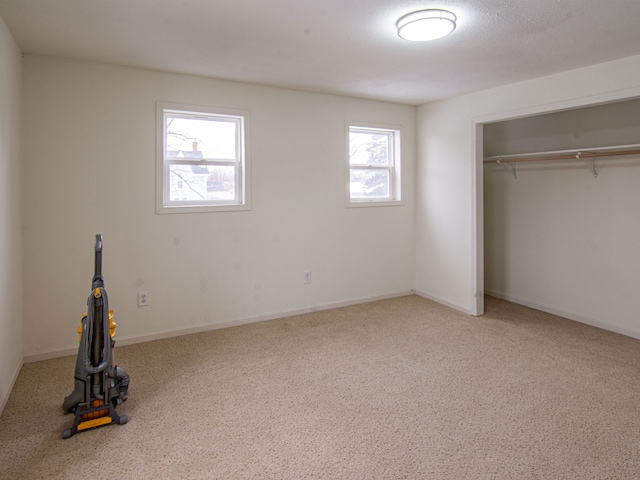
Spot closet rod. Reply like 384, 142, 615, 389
484, 147, 640, 164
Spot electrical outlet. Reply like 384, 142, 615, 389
303, 271, 312, 284
138, 291, 149, 307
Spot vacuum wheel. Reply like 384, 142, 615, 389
62, 428, 73, 440
118, 414, 128, 425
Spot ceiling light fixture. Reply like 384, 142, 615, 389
396, 9, 457, 42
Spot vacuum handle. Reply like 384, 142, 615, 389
83, 288, 111, 374
92, 234, 104, 287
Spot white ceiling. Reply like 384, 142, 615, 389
2, 0, 640, 105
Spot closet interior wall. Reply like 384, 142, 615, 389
483, 98, 640, 338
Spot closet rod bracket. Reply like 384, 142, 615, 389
497, 159, 517, 179
577, 152, 598, 178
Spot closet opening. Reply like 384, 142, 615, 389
474, 97, 640, 338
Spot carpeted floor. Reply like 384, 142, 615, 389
1, 295, 639, 479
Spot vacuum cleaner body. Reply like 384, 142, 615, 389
62, 234, 129, 439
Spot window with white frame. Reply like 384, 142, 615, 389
156, 102, 250, 213
348, 124, 402, 205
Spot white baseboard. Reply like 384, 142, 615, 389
23, 291, 415, 363
485, 289, 640, 340
413, 290, 472, 315
1, 356, 23, 416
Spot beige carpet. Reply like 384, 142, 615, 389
1, 295, 639, 479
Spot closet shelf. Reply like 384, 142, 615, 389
484, 143, 640, 179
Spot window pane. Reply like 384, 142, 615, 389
349, 131, 391, 166
350, 169, 390, 199
169, 164, 236, 202
166, 116, 238, 160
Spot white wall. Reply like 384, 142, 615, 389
415, 54, 640, 337
0, 16, 23, 413
22, 56, 416, 359
415, 99, 478, 313
483, 99, 640, 157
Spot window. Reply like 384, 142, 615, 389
348, 123, 402, 206
156, 102, 250, 213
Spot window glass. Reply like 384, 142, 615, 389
350, 169, 390, 199
165, 116, 238, 161
156, 103, 250, 214
349, 130, 391, 166
348, 124, 401, 205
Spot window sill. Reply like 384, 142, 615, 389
347, 200, 405, 208
156, 203, 251, 215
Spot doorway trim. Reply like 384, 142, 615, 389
470, 87, 640, 317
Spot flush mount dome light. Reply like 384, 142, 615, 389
397, 9, 457, 41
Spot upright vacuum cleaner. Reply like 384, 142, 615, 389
62, 234, 129, 439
